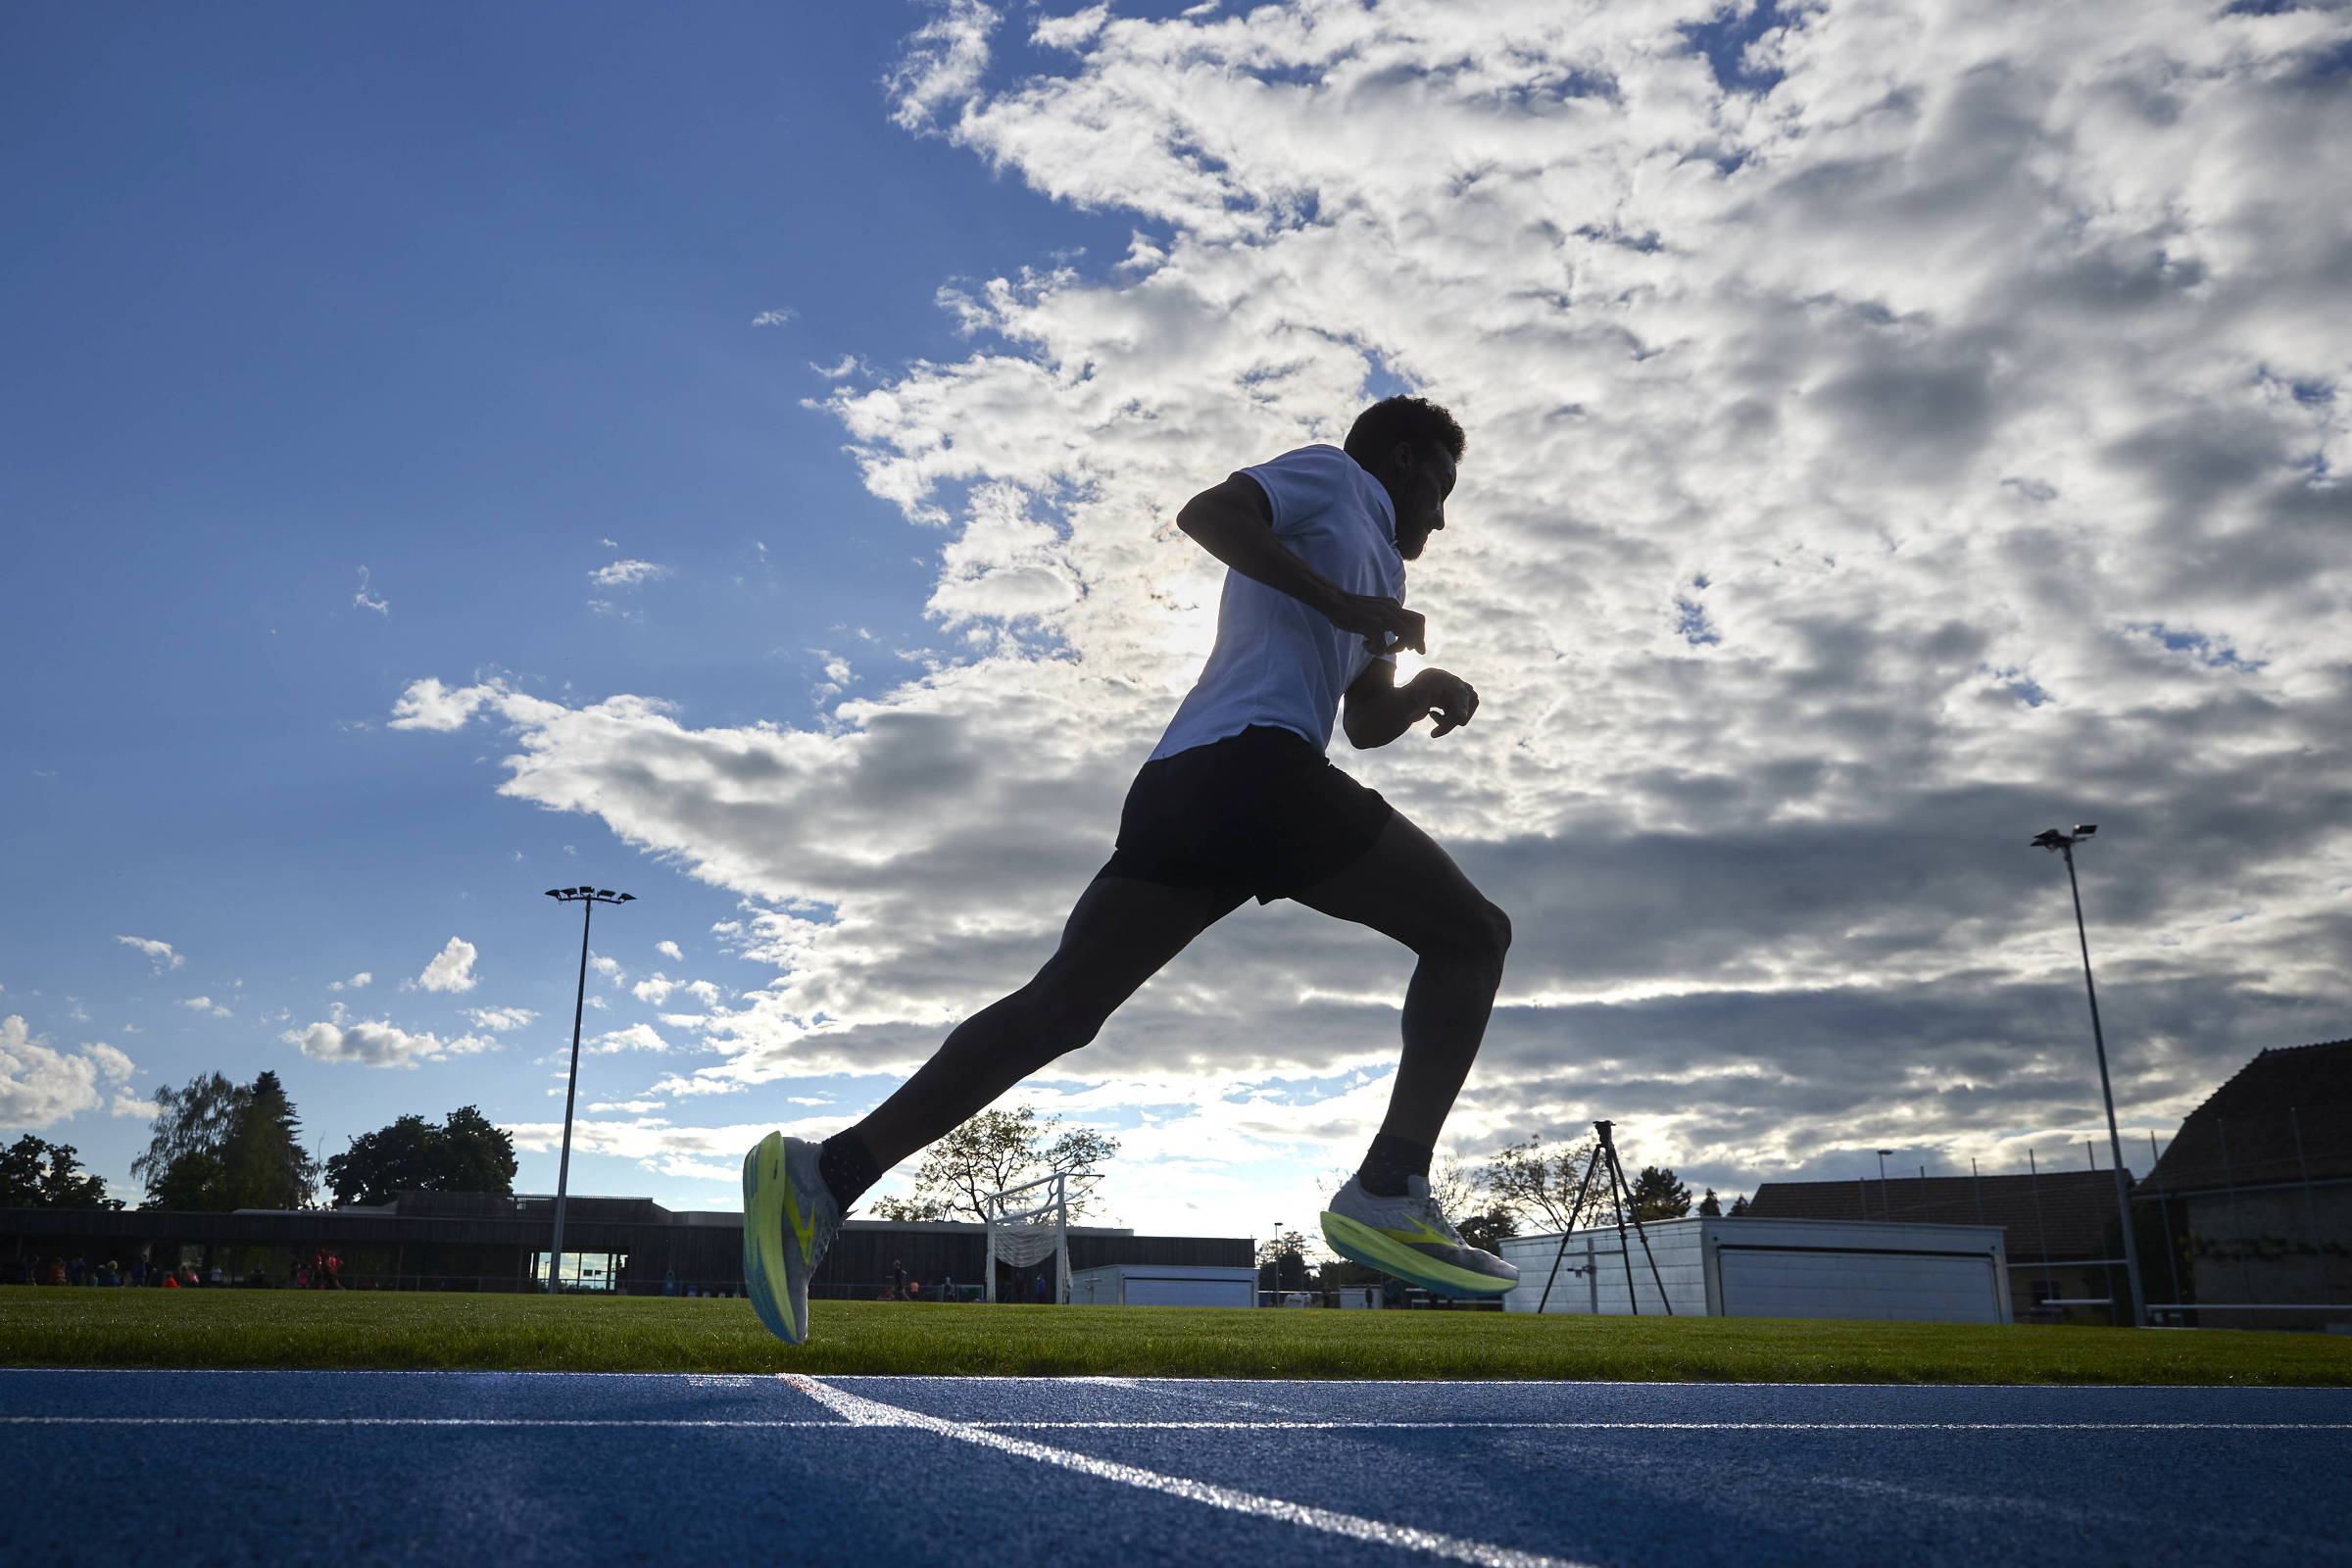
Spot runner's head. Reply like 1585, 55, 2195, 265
1345, 396, 1464, 561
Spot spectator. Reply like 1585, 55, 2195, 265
162, 1269, 181, 1289
207, 1264, 223, 1288
662, 1268, 677, 1297
941, 1273, 956, 1303
66, 1256, 87, 1288
907, 1279, 923, 1300
890, 1259, 909, 1301
1031, 1273, 1050, 1303
323, 1253, 343, 1289
43, 1257, 66, 1287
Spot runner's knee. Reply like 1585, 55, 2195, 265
1426, 900, 1510, 968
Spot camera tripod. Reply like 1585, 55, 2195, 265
1535, 1119, 1674, 1315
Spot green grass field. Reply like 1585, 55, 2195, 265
5, 1288, 2350, 1384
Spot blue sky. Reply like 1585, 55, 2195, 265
5, 1, 2347, 1241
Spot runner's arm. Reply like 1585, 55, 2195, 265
1177, 475, 1425, 655
1342, 659, 1479, 748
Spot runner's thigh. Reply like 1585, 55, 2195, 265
1287, 811, 1506, 956
1032, 874, 1248, 1017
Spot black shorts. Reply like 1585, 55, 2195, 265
1097, 725, 1394, 905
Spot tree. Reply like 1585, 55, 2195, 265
1696, 1188, 1722, 1217
1481, 1133, 1603, 1232
0, 1135, 122, 1209
131, 1072, 245, 1207
324, 1105, 518, 1207
1628, 1165, 1691, 1221
1728, 1194, 1750, 1217
1256, 1227, 1317, 1293
885, 1104, 1118, 1223
216, 1070, 319, 1210
133, 1070, 319, 1210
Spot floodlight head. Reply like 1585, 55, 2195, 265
2075, 823, 2098, 837
596, 889, 614, 900
545, 890, 564, 898
618, 893, 636, 902
2030, 828, 2068, 851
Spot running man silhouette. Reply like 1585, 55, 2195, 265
742, 396, 1517, 1344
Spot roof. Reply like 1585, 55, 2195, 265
1745, 1168, 2123, 1259
2140, 1039, 2352, 1196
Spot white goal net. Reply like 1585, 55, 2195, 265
981, 1171, 1093, 1304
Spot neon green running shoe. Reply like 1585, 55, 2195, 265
1320, 1173, 1518, 1298
740, 1133, 840, 1345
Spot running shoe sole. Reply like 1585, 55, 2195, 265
741, 1133, 799, 1342
1319, 1209, 1517, 1298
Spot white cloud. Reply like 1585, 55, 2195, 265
0, 1016, 136, 1130
114, 935, 183, 973
416, 937, 478, 994
588, 1022, 670, 1054
591, 956, 623, 984
589, 560, 673, 588
328, 971, 372, 992
397, 1, 2352, 1203
752, 308, 797, 327
283, 1018, 498, 1068
656, 940, 684, 960
465, 1005, 539, 1032
587, 1100, 668, 1114
387, 676, 504, 732
175, 997, 231, 1018
354, 565, 390, 616
631, 973, 676, 1005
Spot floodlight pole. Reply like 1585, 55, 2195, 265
2030, 829, 2145, 1327
542, 887, 634, 1294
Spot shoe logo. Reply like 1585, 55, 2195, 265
1381, 1215, 1453, 1249
783, 1175, 816, 1264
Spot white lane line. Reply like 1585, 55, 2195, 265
1, 1416, 2345, 1431
783, 1374, 1597, 1568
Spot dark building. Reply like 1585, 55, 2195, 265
2134, 1038, 2352, 1332
0, 1190, 1251, 1298
1746, 1167, 2129, 1326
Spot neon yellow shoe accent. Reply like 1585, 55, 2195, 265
1319, 1209, 1515, 1298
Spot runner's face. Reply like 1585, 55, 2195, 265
1389, 444, 1456, 561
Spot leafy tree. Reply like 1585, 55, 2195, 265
886, 1104, 1117, 1223
1727, 1194, 1750, 1217
865, 1193, 956, 1223
131, 1072, 245, 1206
1696, 1188, 1722, 1217
0, 1135, 122, 1208
1628, 1164, 1691, 1221
1256, 1227, 1317, 1293
133, 1070, 319, 1210
1482, 1133, 1604, 1232
324, 1105, 518, 1206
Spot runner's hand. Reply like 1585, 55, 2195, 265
1325, 593, 1425, 657
1410, 669, 1479, 736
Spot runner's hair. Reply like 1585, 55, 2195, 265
1344, 395, 1466, 466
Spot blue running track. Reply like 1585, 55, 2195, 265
5, 1370, 2348, 1565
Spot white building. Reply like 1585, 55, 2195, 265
1068, 1262, 1258, 1307
1499, 1215, 2011, 1324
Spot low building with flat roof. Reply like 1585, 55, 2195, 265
1, 1190, 1250, 1298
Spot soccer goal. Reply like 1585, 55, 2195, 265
981, 1170, 1094, 1304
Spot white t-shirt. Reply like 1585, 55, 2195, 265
1151, 444, 1405, 760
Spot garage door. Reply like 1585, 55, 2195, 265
1123, 1277, 1250, 1308
1718, 1248, 2001, 1323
